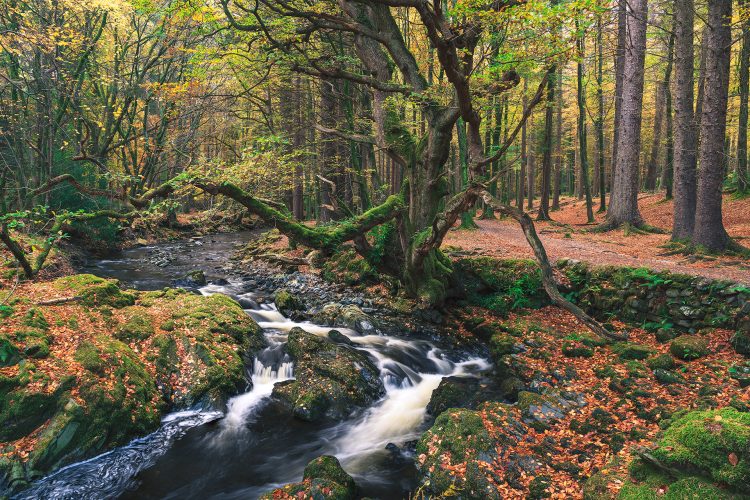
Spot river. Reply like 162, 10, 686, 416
16, 233, 491, 499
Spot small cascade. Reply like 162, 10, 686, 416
222, 358, 294, 430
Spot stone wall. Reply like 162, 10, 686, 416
557, 260, 750, 337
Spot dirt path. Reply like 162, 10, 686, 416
442, 194, 750, 285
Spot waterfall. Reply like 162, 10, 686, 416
222, 358, 294, 430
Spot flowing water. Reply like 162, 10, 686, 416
17, 234, 491, 499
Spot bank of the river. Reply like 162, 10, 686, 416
1, 229, 749, 499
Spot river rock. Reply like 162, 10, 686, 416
274, 289, 304, 316
260, 455, 356, 499
311, 303, 378, 334
272, 327, 385, 422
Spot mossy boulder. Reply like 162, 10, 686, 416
613, 342, 655, 361
728, 362, 750, 388
22, 308, 49, 331
0, 282, 267, 492
730, 329, 750, 356
273, 328, 384, 421
647, 354, 676, 370
426, 376, 481, 416
0, 335, 20, 367
141, 291, 265, 407
416, 402, 527, 499
53, 274, 135, 308
114, 307, 155, 342
649, 408, 750, 492
274, 289, 304, 317
490, 333, 517, 358
312, 303, 377, 334
517, 390, 584, 431
562, 341, 594, 358
260, 455, 356, 500
670, 335, 710, 361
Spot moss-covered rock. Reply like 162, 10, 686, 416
312, 303, 377, 334
730, 329, 750, 356
517, 390, 584, 431
670, 335, 710, 361
274, 289, 304, 316
416, 402, 533, 499
0, 279, 267, 491
22, 308, 49, 331
260, 455, 356, 500
649, 407, 750, 492
0, 335, 20, 367
114, 307, 155, 342
426, 375, 481, 416
613, 342, 655, 360
272, 327, 384, 421
647, 353, 677, 370
53, 274, 135, 308
728, 362, 750, 388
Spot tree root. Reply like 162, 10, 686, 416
481, 190, 627, 341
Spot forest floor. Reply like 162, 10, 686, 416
443, 193, 750, 284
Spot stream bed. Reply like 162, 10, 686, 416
17, 233, 491, 499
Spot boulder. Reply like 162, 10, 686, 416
312, 303, 378, 334
274, 289, 304, 317
272, 327, 384, 421
260, 455, 356, 500
669, 335, 710, 361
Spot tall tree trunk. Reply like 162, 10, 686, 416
604, 0, 648, 229
645, 84, 665, 191
527, 121, 536, 210
611, 0, 627, 189
518, 80, 528, 208
537, 69, 555, 220
662, 34, 675, 199
577, 18, 595, 223
552, 66, 563, 211
596, 8, 607, 212
738, 0, 750, 193
672, 0, 697, 240
692, 0, 732, 251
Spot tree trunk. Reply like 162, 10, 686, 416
604, 0, 647, 229
692, 0, 732, 251
611, 0, 627, 189
552, 67, 563, 211
645, 84, 665, 191
537, 68, 555, 221
672, 0, 697, 240
596, 9, 607, 212
577, 19, 595, 223
518, 80, 528, 208
662, 34, 675, 199
738, 0, 750, 193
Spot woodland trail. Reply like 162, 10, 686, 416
443, 194, 750, 285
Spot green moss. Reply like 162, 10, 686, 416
456, 258, 545, 316
613, 342, 655, 361
0, 304, 14, 318
647, 354, 676, 370
0, 335, 20, 367
22, 308, 49, 331
650, 408, 750, 491
114, 307, 154, 342
274, 289, 303, 315
670, 335, 710, 361
303, 455, 355, 491
490, 333, 516, 358
53, 274, 135, 308
562, 341, 594, 358
75, 341, 105, 374
730, 330, 750, 356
